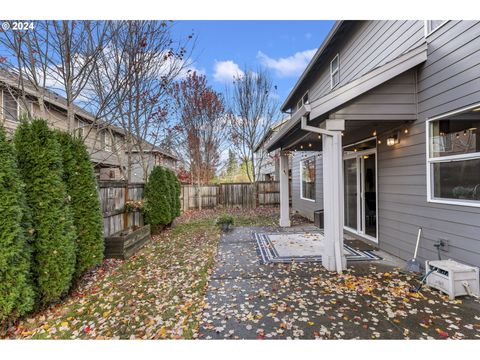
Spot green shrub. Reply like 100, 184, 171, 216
216, 213, 234, 226
172, 170, 181, 217
0, 127, 34, 322
144, 166, 171, 231
14, 119, 77, 304
56, 131, 104, 279
165, 169, 177, 223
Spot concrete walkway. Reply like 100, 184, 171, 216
199, 225, 480, 339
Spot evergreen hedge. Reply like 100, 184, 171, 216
56, 131, 104, 279
14, 119, 77, 305
144, 166, 170, 231
0, 127, 34, 322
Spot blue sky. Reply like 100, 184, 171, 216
172, 20, 335, 104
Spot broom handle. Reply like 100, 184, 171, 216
413, 228, 422, 259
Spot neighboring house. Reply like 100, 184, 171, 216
266, 20, 480, 270
254, 118, 290, 181
130, 144, 179, 183
0, 69, 176, 182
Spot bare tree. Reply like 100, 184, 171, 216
171, 72, 227, 207
227, 66, 279, 183
92, 20, 194, 182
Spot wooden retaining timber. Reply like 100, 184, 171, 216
104, 224, 151, 259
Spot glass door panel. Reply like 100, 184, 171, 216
344, 158, 358, 230
363, 154, 377, 238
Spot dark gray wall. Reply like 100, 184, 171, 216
288, 20, 480, 268
290, 21, 425, 111
291, 151, 323, 220
377, 20, 480, 268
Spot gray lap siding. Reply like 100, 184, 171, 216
377, 20, 480, 268
291, 152, 323, 220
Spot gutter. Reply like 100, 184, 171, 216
280, 20, 344, 112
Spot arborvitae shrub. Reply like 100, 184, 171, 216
144, 166, 170, 232
56, 131, 104, 279
14, 119, 77, 304
173, 171, 181, 217
165, 169, 176, 223
0, 127, 34, 322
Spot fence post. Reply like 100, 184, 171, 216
123, 183, 129, 230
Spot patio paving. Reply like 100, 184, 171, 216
199, 225, 480, 339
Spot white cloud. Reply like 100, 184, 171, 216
213, 60, 244, 83
257, 49, 317, 77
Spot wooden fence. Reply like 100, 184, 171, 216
180, 181, 280, 211
98, 181, 281, 236
98, 181, 144, 237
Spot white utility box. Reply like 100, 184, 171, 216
425, 259, 479, 300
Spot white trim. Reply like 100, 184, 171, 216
330, 53, 340, 89
426, 102, 480, 208
342, 141, 378, 243
299, 155, 316, 202
424, 20, 450, 38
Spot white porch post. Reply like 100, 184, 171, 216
279, 152, 291, 227
321, 120, 346, 273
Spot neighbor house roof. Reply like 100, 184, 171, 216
0, 68, 175, 159
254, 117, 290, 153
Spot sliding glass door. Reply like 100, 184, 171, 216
343, 143, 377, 242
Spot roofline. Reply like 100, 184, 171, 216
267, 43, 428, 152
131, 148, 179, 161
280, 20, 344, 112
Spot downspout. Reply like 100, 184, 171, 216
300, 114, 344, 274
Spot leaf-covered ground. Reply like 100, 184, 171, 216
200, 226, 480, 339
3, 208, 281, 339
4, 207, 480, 340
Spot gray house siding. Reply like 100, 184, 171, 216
291, 21, 425, 112
291, 151, 323, 220
377, 20, 480, 268
286, 20, 480, 268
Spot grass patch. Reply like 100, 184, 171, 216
3, 208, 277, 339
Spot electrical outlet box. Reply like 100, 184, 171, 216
438, 239, 449, 252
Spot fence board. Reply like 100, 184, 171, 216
99, 181, 145, 237
180, 181, 280, 210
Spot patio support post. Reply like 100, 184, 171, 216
301, 116, 346, 273
322, 123, 346, 273
279, 152, 291, 227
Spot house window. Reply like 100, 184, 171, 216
300, 156, 316, 201
425, 20, 448, 37
75, 120, 86, 139
427, 104, 480, 206
296, 91, 309, 111
330, 54, 340, 89
104, 131, 112, 152
2, 91, 19, 121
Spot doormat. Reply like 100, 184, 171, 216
254, 231, 382, 264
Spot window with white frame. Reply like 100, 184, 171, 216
427, 104, 480, 205
300, 156, 316, 201
2, 90, 19, 121
330, 54, 339, 88
425, 20, 448, 36
296, 91, 309, 111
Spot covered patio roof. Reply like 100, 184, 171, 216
266, 43, 427, 152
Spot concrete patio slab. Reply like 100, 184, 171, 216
199, 225, 480, 339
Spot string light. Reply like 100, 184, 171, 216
373, 130, 377, 136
